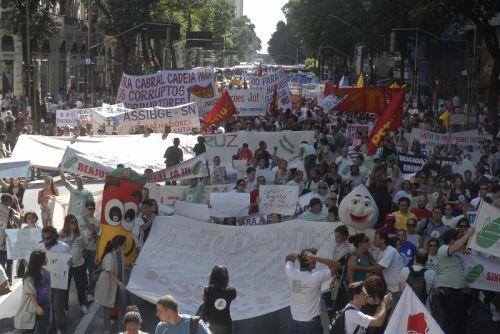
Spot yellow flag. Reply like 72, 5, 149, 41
389, 82, 400, 89
439, 110, 450, 128
356, 73, 364, 88
230, 77, 242, 89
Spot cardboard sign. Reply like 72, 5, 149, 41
259, 185, 299, 216
6, 229, 42, 260
45, 252, 71, 290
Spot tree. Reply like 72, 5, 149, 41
268, 21, 303, 64
230, 15, 261, 63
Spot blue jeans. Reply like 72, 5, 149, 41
50, 288, 67, 332
35, 301, 50, 334
290, 318, 323, 334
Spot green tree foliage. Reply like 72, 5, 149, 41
231, 15, 261, 60
268, 21, 303, 64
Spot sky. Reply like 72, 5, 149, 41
243, 0, 287, 54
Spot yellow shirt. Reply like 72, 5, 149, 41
392, 210, 417, 230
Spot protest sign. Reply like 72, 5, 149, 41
259, 185, 299, 216
56, 109, 78, 127
77, 108, 94, 125
193, 89, 266, 117
51, 189, 103, 230
0, 158, 30, 178
60, 147, 113, 179
148, 154, 208, 183
173, 201, 210, 221
397, 153, 455, 174
246, 69, 292, 110
116, 67, 215, 108
406, 128, 491, 152
256, 169, 277, 184
385, 286, 444, 334
464, 254, 500, 292
147, 183, 235, 205
209, 192, 249, 218
318, 95, 342, 113
468, 201, 500, 258
127, 216, 337, 319
92, 102, 200, 135
203, 131, 315, 165
345, 124, 373, 140
45, 252, 71, 289
5, 229, 42, 260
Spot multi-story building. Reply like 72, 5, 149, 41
234, 0, 243, 17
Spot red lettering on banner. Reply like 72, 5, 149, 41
486, 272, 500, 282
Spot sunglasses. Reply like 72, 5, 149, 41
42, 236, 52, 240
428, 244, 438, 247
87, 207, 96, 210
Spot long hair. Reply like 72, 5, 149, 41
101, 235, 127, 261
61, 214, 80, 238
25, 251, 46, 287
208, 265, 229, 290
45, 176, 57, 195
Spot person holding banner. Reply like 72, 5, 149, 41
59, 171, 94, 217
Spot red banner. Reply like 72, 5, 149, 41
366, 89, 404, 155
203, 91, 239, 127
333, 87, 401, 114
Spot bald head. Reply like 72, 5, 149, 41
415, 249, 428, 266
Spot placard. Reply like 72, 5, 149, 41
45, 252, 71, 290
56, 109, 78, 127
193, 89, 266, 117
246, 69, 292, 110
6, 229, 42, 260
173, 200, 210, 221
209, 192, 249, 218
464, 254, 500, 292
467, 201, 500, 257
259, 185, 299, 216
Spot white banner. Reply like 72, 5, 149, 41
147, 183, 235, 205
193, 89, 266, 117
246, 69, 292, 110
116, 67, 215, 109
56, 109, 78, 127
45, 252, 71, 290
6, 229, 42, 260
464, 254, 500, 292
203, 131, 315, 165
127, 216, 337, 319
384, 286, 444, 334
468, 201, 500, 258
92, 102, 200, 135
259, 185, 299, 216
406, 128, 491, 151
209, 192, 249, 218
60, 147, 113, 179
148, 154, 208, 182
173, 201, 210, 222
76, 108, 94, 125
0, 158, 30, 178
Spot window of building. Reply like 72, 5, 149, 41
1, 36, 14, 52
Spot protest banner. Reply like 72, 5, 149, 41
0, 158, 30, 178
56, 109, 78, 127
147, 183, 235, 205
288, 82, 303, 96
318, 95, 342, 113
397, 153, 455, 174
464, 254, 500, 292
345, 124, 373, 140
193, 89, 266, 117
385, 286, 444, 334
203, 131, 315, 165
173, 201, 210, 221
6, 229, 42, 260
45, 252, 71, 289
92, 102, 200, 135
60, 147, 113, 179
115, 67, 215, 108
209, 192, 249, 218
332, 87, 401, 114
467, 201, 500, 258
148, 154, 208, 183
406, 128, 492, 153
127, 216, 337, 319
76, 108, 94, 125
246, 69, 292, 110
51, 189, 103, 230
259, 185, 299, 216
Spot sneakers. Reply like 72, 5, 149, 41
81, 305, 89, 314
87, 294, 94, 302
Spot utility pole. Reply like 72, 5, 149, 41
87, 0, 92, 104
25, 0, 36, 129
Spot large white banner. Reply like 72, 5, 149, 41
147, 183, 235, 205
116, 67, 215, 108
193, 89, 266, 117
209, 192, 249, 218
6, 229, 42, 260
45, 252, 71, 290
92, 102, 200, 135
0, 158, 30, 178
148, 154, 208, 182
127, 216, 337, 319
464, 254, 500, 292
468, 201, 500, 258
203, 131, 315, 164
406, 128, 491, 154
259, 185, 299, 216
246, 69, 292, 110
60, 147, 113, 179
173, 201, 210, 222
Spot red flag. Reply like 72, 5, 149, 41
204, 91, 239, 127
268, 85, 279, 115
366, 89, 404, 155
323, 83, 335, 96
220, 83, 226, 95
257, 63, 263, 77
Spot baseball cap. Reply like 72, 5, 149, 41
309, 198, 322, 207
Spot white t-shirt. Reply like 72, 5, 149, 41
38, 240, 70, 254
300, 143, 316, 156
344, 303, 373, 334
399, 264, 438, 294
285, 261, 331, 321
377, 246, 404, 293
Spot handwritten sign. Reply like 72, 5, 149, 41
209, 192, 249, 218
6, 229, 42, 260
45, 252, 71, 289
56, 109, 78, 127
259, 185, 299, 216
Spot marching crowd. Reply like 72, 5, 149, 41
0, 81, 500, 334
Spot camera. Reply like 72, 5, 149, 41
298, 248, 317, 270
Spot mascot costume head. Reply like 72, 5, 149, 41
338, 184, 378, 230
97, 167, 145, 265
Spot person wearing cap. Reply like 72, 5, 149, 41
299, 198, 327, 222
391, 197, 417, 231
376, 214, 398, 239
59, 170, 94, 216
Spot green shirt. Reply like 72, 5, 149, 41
437, 245, 464, 289
64, 182, 94, 216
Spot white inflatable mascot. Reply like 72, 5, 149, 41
338, 184, 379, 230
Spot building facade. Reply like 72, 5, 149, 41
234, 0, 243, 17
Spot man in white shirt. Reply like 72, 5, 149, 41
300, 141, 317, 176
373, 231, 404, 300
335, 147, 353, 175
343, 281, 392, 334
285, 248, 339, 334
399, 249, 439, 306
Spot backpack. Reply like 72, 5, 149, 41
330, 305, 360, 334
406, 267, 428, 304
190, 316, 201, 334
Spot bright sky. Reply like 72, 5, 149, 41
243, 0, 287, 54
